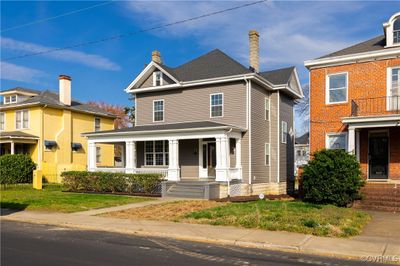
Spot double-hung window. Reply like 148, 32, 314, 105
326, 133, 347, 150
16, 110, 29, 129
281, 121, 288, 144
389, 67, 400, 111
4, 95, 17, 104
153, 71, 163, 86
265, 97, 270, 121
153, 100, 164, 122
265, 143, 270, 166
145, 140, 169, 166
394, 18, 400, 44
94, 117, 101, 131
210, 93, 223, 117
0, 113, 4, 131
326, 73, 347, 104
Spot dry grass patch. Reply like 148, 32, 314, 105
104, 200, 225, 221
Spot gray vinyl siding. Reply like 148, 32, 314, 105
135, 81, 247, 129
269, 92, 280, 183
279, 93, 295, 184
241, 131, 249, 183
288, 73, 302, 96
250, 83, 271, 184
138, 70, 175, 88
179, 139, 198, 178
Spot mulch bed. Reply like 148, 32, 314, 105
62, 190, 161, 197
216, 194, 294, 202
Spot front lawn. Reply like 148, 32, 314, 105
105, 200, 371, 237
0, 184, 152, 213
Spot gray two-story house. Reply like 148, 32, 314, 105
84, 30, 303, 199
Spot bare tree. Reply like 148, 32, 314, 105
295, 84, 310, 137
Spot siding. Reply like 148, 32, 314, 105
250, 83, 271, 184
279, 93, 295, 184
138, 70, 175, 88
269, 92, 280, 183
135, 81, 247, 129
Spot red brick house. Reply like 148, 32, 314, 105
304, 12, 400, 183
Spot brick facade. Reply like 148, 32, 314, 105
309, 58, 400, 180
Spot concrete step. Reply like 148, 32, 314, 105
355, 204, 400, 212
360, 200, 400, 207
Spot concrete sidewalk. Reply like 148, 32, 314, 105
1, 205, 399, 264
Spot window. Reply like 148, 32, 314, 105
327, 73, 347, 104
94, 117, 101, 131
153, 71, 163, 86
296, 150, 301, 156
281, 121, 288, 144
264, 97, 270, 121
0, 113, 4, 131
326, 133, 347, 150
153, 100, 164, 122
394, 18, 400, 44
3, 95, 17, 104
210, 93, 223, 117
302, 150, 307, 156
96, 147, 101, 163
145, 140, 169, 166
15, 110, 29, 129
265, 143, 270, 166
389, 67, 400, 110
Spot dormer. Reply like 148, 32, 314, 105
0, 88, 39, 105
384, 12, 400, 48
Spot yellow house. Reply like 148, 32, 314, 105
0, 75, 116, 182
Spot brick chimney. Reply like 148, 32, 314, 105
152, 50, 162, 64
59, 75, 71, 106
249, 30, 260, 73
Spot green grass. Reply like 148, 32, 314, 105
183, 200, 371, 237
0, 184, 152, 213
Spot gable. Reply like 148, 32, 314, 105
138, 69, 176, 89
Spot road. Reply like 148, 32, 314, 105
1, 221, 381, 266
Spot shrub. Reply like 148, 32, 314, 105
61, 171, 163, 194
0, 154, 36, 184
302, 149, 364, 207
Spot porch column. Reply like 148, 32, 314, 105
88, 142, 97, 171
355, 130, 360, 161
168, 139, 180, 181
215, 136, 229, 182
10, 141, 15, 154
235, 138, 242, 179
348, 127, 355, 154
125, 141, 136, 174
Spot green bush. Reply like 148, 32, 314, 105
61, 171, 163, 194
0, 154, 36, 184
302, 149, 364, 207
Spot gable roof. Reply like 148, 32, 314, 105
0, 87, 42, 95
295, 132, 309, 145
318, 35, 387, 59
0, 89, 116, 118
259, 66, 295, 85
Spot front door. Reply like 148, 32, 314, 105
368, 133, 389, 179
207, 142, 216, 177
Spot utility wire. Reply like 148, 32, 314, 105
1, 0, 266, 62
1, 1, 114, 33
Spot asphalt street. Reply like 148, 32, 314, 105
1, 221, 384, 266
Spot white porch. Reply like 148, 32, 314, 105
85, 127, 244, 182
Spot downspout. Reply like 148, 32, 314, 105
38, 104, 48, 170
248, 79, 252, 191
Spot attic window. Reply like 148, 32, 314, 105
394, 18, 400, 44
153, 71, 163, 86
4, 95, 17, 104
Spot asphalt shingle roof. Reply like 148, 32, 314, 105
0, 131, 39, 139
295, 132, 309, 145
317, 35, 389, 59
0, 89, 115, 118
259, 66, 295, 85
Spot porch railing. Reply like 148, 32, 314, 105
228, 167, 242, 180
351, 96, 400, 117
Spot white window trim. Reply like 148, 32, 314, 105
325, 132, 348, 150
3, 95, 18, 105
281, 121, 288, 144
153, 99, 165, 122
387, 66, 400, 111
144, 140, 169, 166
264, 97, 270, 121
153, 71, 163, 87
0, 112, 5, 131
264, 143, 270, 166
210, 93, 224, 118
15, 109, 29, 130
94, 117, 101, 132
325, 72, 348, 105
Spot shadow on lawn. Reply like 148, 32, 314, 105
1, 203, 29, 216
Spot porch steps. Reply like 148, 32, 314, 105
162, 180, 220, 199
354, 183, 400, 212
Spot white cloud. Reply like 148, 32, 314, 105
1, 37, 121, 71
0, 62, 47, 83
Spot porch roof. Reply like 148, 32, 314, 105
342, 114, 400, 128
0, 131, 39, 143
83, 121, 245, 137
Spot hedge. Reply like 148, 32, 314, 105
0, 154, 36, 184
61, 171, 164, 194
302, 149, 364, 207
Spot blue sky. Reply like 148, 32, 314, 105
1, 1, 399, 108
